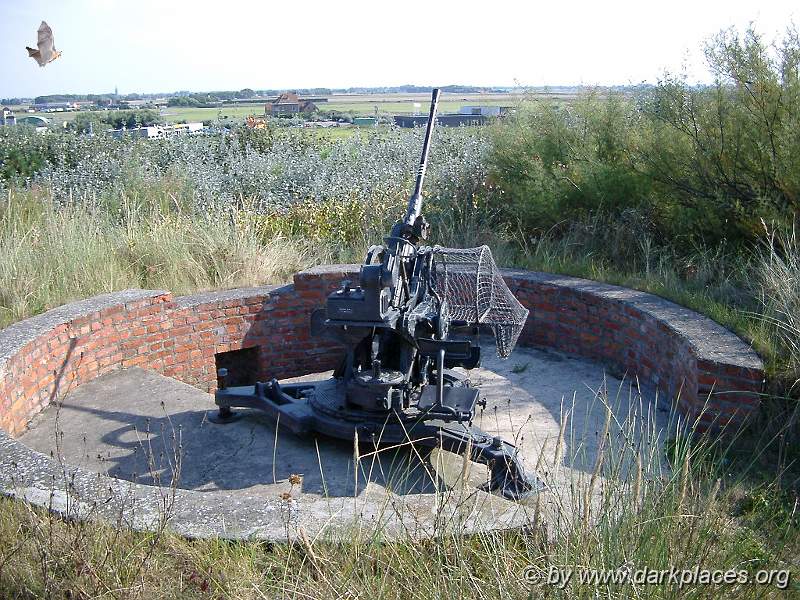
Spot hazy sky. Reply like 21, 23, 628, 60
0, 0, 797, 98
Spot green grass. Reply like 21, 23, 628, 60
160, 104, 265, 123
0, 187, 318, 328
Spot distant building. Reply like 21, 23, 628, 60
352, 117, 378, 127
458, 105, 512, 117
110, 122, 204, 139
302, 120, 344, 129
171, 122, 204, 135
33, 102, 78, 112
393, 114, 488, 128
111, 126, 162, 139
0, 107, 15, 126
16, 115, 49, 127
265, 92, 318, 117
3, 113, 49, 132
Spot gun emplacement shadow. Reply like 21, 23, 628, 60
45, 402, 440, 497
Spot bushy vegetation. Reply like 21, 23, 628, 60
1, 24, 799, 600
0, 122, 487, 243
0, 122, 489, 329
491, 26, 800, 247
66, 109, 163, 133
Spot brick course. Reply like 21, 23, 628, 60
0, 266, 764, 438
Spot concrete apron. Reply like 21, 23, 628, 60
12, 346, 670, 541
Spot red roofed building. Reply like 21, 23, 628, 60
264, 92, 318, 117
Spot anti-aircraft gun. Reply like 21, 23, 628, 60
212, 89, 543, 499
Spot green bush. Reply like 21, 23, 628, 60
489, 92, 652, 237
490, 25, 800, 249
637, 26, 800, 243
0, 140, 45, 181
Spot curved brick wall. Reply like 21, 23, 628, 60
0, 265, 764, 440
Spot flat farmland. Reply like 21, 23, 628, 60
13, 90, 577, 127
163, 92, 538, 122
160, 104, 263, 123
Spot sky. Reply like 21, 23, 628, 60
0, 0, 797, 98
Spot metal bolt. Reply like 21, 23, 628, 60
217, 368, 228, 390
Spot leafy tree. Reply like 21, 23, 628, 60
490, 25, 800, 248
638, 25, 800, 242
167, 96, 200, 107
103, 109, 163, 130
68, 112, 105, 134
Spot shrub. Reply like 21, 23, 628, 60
637, 26, 800, 244
488, 92, 651, 237
490, 25, 800, 250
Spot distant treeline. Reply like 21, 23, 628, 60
171, 85, 506, 98
24, 93, 146, 104
66, 109, 163, 133
323, 85, 506, 94
167, 85, 509, 105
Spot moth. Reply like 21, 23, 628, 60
26, 21, 62, 67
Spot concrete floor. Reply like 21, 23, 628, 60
20, 346, 672, 516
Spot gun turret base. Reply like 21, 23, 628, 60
206, 408, 244, 424
213, 376, 546, 501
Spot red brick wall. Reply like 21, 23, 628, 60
0, 266, 764, 438
505, 271, 764, 431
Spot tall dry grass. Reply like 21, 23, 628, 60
757, 224, 800, 387
0, 187, 316, 328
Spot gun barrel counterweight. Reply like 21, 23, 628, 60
404, 87, 441, 226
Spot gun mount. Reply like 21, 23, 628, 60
212, 89, 544, 500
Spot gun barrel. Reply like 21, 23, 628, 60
403, 88, 441, 225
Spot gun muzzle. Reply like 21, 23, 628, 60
404, 87, 441, 226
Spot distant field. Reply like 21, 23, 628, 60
10, 91, 577, 127
163, 93, 536, 123
159, 104, 261, 123
325, 99, 514, 115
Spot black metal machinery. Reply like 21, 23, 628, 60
211, 89, 544, 500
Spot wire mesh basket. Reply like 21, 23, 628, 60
430, 246, 529, 358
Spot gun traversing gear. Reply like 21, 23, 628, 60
212, 89, 543, 500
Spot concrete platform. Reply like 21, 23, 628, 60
18, 346, 671, 538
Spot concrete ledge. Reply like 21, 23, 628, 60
1, 425, 495, 540
0, 265, 765, 538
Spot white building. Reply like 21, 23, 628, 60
110, 122, 204, 139
458, 106, 510, 117
0, 107, 15, 126
111, 126, 163, 139
170, 122, 204, 135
